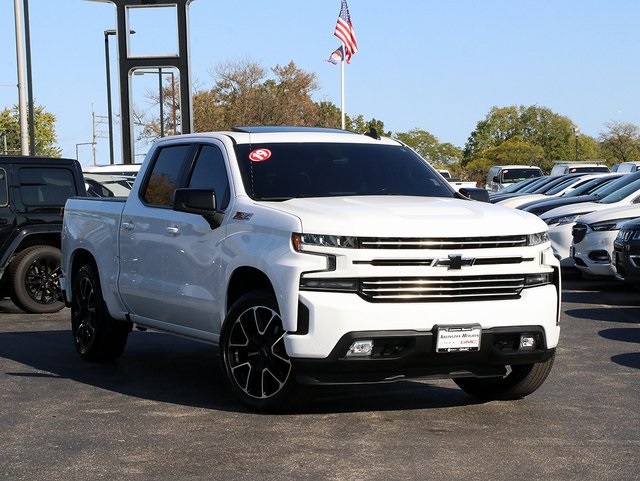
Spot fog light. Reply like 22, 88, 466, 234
346, 340, 374, 357
520, 335, 536, 350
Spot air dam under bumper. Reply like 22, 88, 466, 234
292, 327, 555, 385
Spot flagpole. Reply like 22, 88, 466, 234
341, 54, 345, 129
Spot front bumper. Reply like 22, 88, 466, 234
572, 231, 618, 277
292, 326, 555, 385
613, 241, 640, 283
284, 282, 560, 362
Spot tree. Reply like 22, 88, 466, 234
394, 128, 462, 167
136, 59, 390, 140
0, 105, 61, 157
598, 121, 640, 164
462, 105, 589, 173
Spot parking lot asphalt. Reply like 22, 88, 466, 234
1, 270, 638, 481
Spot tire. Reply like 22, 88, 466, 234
71, 263, 131, 361
220, 291, 297, 412
453, 352, 556, 401
8, 245, 65, 314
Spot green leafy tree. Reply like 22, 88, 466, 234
0, 105, 61, 157
598, 121, 640, 164
394, 128, 462, 166
463, 105, 583, 173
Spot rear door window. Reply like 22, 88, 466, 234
18, 167, 77, 207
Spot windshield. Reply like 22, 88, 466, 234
563, 176, 618, 197
592, 173, 640, 199
499, 176, 544, 193
234, 142, 454, 200
501, 168, 542, 182
599, 177, 640, 204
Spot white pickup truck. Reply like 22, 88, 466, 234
61, 127, 560, 411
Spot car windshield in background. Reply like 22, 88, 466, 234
599, 177, 640, 204
502, 168, 542, 182
234, 142, 453, 201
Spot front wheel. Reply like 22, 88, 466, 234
71, 263, 131, 361
454, 352, 556, 400
8, 245, 65, 313
220, 291, 297, 412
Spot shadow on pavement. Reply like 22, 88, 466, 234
0, 329, 475, 414
565, 307, 640, 323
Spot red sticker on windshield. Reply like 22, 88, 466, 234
249, 148, 272, 162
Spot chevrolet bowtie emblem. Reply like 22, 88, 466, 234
435, 255, 476, 270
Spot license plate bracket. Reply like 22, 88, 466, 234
435, 325, 481, 353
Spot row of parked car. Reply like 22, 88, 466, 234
488, 166, 640, 287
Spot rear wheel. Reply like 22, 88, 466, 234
454, 353, 555, 400
220, 291, 297, 412
71, 263, 131, 361
9, 245, 65, 313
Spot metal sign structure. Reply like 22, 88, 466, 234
97, 0, 194, 164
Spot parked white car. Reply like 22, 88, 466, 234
570, 204, 640, 277
542, 175, 640, 265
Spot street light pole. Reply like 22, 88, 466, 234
104, 29, 116, 165
104, 28, 134, 165
134, 69, 177, 136
574, 127, 580, 162
158, 68, 164, 137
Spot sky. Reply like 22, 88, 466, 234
1, 0, 640, 167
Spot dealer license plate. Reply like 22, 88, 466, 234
436, 325, 481, 353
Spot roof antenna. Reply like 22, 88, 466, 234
364, 127, 380, 140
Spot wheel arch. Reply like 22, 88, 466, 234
65, 248, 96, 298
226, 266, 276, 313
1, 229, 61, 273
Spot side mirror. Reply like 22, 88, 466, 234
173, 188, 222, 228
458, 187, 490, 203
492, 175, 499, 183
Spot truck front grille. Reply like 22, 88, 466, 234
360, 274, 526, 301
359, 236, 528, 250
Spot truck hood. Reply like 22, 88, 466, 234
264, 196, 547, 237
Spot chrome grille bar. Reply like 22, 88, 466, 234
359, 236, 527, 249
360, 275, 526, 301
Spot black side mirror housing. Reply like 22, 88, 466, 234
173, 188, 223, 228
458, 187, 490, 203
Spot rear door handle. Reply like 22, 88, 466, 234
122, 222, 135, 231
166, 226, 180, 236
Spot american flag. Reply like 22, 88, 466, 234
334, 0, 358, 63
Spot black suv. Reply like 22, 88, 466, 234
613, 218, 640, 286
0, 156, 86, 313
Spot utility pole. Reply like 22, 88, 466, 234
13, 0, 29, 155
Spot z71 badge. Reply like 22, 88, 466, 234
233, 212, 253, 221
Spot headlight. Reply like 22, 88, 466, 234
526, 231, 549, 246
590, 218, 635, 232
292, 233, 357, 251
546, 214, 581, 226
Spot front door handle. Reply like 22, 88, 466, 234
166, 226, 180, 236
121, 222, 135, 231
